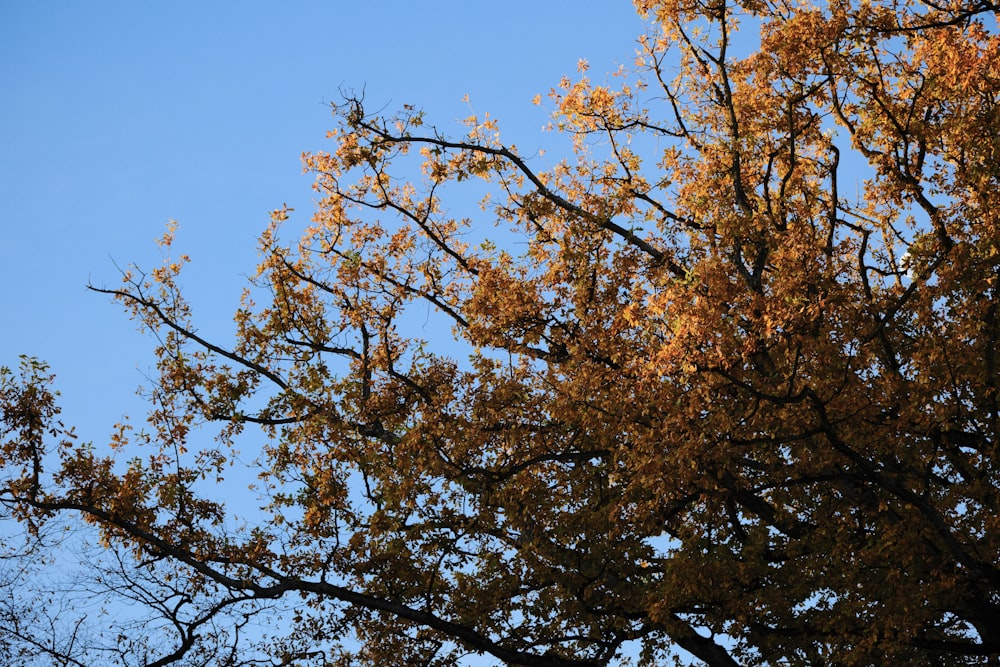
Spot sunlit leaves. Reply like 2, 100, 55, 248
2, 1, 1000, 665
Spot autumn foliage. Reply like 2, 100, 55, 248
3, 1, 1000, 665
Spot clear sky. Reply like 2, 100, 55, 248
1, 1, 646, 440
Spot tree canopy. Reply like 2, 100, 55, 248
3, 1, 1000, 665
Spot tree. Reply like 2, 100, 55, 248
3, 0, 1000, 664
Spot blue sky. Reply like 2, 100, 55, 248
1, 2, 646, 438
